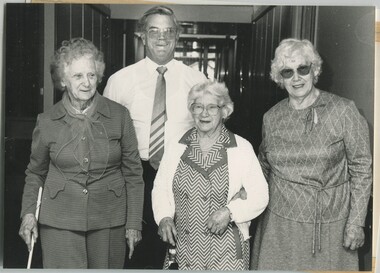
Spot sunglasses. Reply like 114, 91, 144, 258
146, 27, 177, 40
280, 64, 312, 79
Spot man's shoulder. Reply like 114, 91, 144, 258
172, 59, 207, 82
174, 60, 203, 73
109, 59, 145, 80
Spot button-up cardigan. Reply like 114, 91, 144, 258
152, 129, 269, 240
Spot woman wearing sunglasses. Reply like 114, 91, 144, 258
151, 80, 268, 270
251, 38, 372, 271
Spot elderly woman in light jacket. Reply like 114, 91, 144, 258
152, 80, 268, 270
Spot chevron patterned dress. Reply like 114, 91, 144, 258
163, 127, 249, 270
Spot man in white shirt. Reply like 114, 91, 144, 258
103, 5, 206, 269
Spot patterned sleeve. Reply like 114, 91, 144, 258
121, 109, 145, 231
258, 114, 271, 181
21, 115, 49, 217
344, 101, 372, 227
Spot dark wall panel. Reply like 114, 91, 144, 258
55, 4, 70, 49
71, 4, 83, 38
4, 4, 44, 268
83, 4, 93, 40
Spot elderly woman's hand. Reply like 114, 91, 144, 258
19, 213, 38, 251
343, 224, 365, 251
207, 207, 231, 236
125, 229, 142, 259
158, 217, 177, 246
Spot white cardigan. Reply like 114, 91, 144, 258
152, 131, 269, 240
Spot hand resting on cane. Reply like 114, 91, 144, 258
19, 213, 38, 252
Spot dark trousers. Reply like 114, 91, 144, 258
40, 225, 126, 269
124, 160, 167, 269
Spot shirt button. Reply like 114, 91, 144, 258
83, 157, 89, 163
82, 189, 88, 194
81, 136, 86, 141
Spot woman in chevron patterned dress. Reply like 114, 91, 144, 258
152, 81, 268, 270
251, 38, 372, 271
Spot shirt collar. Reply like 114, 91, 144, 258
179, 125, 237, 148
144, 57, 176, 76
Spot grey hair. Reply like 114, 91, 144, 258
270, 38, 323, 88
137, 5, 181, 33
50, 37, 105, 91
188, 80, 234, 121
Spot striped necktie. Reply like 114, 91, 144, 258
149, 66, 168, 170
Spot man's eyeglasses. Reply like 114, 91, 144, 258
280, 64, 312, 79
146, 28, 177, 40
190, 103, 223, 116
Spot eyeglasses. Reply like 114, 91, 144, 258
190, 103, 223, 116
146, 27, 177, 40
280, 64, 312, 79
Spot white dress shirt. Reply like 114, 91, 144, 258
104, 57, 207, 160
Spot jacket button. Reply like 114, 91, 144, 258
83, 157, 89, 163
83, 189, 88, 194
81, 136, 86, 141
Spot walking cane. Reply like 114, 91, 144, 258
27, 187, 43, 269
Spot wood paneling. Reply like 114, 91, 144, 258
83, 4, 92, 40
5, 4, 44, 119
71, 4, 83, 38
55, 4, 70, 49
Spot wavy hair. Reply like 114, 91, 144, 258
270, 38, 323, 88
188, 80, 234, 121
50, 38, 105, 91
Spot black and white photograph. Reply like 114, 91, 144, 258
0, 1, 376, 272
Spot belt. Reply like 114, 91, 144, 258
311, 180, 348, 254
271, 173, 349, 254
